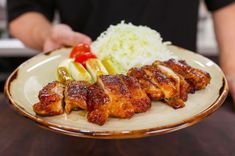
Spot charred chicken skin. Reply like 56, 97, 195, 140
141, 65, 185, 108
97, 75, 135, 118
33, 81, 65, 116
119, 75, 151, 113
152, 60, 190, 101
87, 75, 135, 126
87, 75, 151, 125
127, 67, 164, 100
64, 80, 90, 114
33, 59, 211, 125
164, 59, 211, 93
87, 83, 110, 125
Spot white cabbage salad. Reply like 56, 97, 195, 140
91, 21, 176, 74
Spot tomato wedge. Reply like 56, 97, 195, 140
75, 53, 97, 67
69, 43, 91, 58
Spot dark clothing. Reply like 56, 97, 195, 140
7, 0, 235, 51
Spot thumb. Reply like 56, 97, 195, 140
71, 32, 92, 45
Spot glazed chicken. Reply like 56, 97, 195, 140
119, 75, 151, 113
64, 81, 90, 113
141, 65, 184, 108
163, 59, 211, 93
33, 59, 211, 126
33, 81, 65, 116
87, 75, 151, 125
96, 75, 135, 119
152, 61, 190, 101
127, 67, 164, 100
87, 83, 110, 125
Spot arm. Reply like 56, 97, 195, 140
9, 12, 91, 51
9, 12, 51, 50
212, 2, 235, 100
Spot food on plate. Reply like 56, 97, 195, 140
119, 75, 151, 113
86, 83, 110, 125
91, 21, 176, 74
69, 61, 92, 82
64, 81, 90, 113
33, 81, 65, 116
87, 74, 151, 125
162, 59, 211, 92
152, 60, 191, 101
127, 67, 164, 101
57, 44, 108, 83
86, 58, 108, 81
133, 65, 184, 108
101, 58, 117, 74
58, 58, 73, 69
69, 43, 91, 59
33, 22, 212, 125
70, 43, 97, 66
88, 75, 135, 125
33, 59, 211, 125
57, 67, 73, 84
57, 59, 74, 83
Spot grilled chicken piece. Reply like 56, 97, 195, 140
87, 75, 150, 125
141, 65, 177, 99
141, 65, 184, 109
153, 61, 189, 101
64, 81, 90, 114
178, 74, 190, 101
128, 67, 164, 100
33, 58, 211, 125
87, 75, 135, 125
87, 83, 110, 125
119, 75, 151, 113
98, 75, 135, 118
164, 59, 211, 92
33, 81, 64, 116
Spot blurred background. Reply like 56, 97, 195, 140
0, 0, 218, 91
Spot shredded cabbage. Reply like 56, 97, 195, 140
91, 21, 176, 74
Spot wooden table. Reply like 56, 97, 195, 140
1, 94, 235, 156
1, 56, 235, 156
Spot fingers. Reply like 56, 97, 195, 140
52, 24, 92, 46
227, 78, 235, 104
43, 38, 61, 52
73, 32, 92, 45
43, 24, 92, 52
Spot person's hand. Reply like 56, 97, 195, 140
226, 76, 235, 102
43, 24, 92, 52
